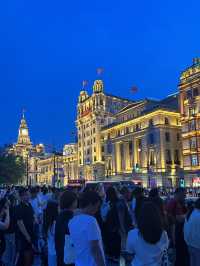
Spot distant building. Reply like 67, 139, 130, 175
63, 143, 78, 184
179, 58, 200, 186
9, 112, 44, 185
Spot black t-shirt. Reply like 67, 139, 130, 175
15, 202, 35, 242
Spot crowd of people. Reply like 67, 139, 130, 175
0, 184, 199, 266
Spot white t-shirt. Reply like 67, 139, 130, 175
30, 197, 42, 217
69, 214, 105, 266
184, 209, 200, 249
126, 229, 169, 266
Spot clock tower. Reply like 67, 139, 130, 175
17, 111, 31, 146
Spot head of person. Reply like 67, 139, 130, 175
106, 186, 118, 203
43, 201, 58, 236
120, 186, 130, 201
79, 191, 101, 215
149, 188, 159, 198
138, 202, 163, 244
175, 187, 186, 203
41, 186, 48, 195
30, 187, 37, 199
18, 188, 30, 203
132, 187, 144, 199
60, 190, 77, 211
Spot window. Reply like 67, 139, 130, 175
174, 150, 180, 164
193, 88, 199, 97
93, 137, 96, 143
126, 127, 129, 134
149, 133, 155, 145
94, 156, 97, 162
94, 147, 96, 152
165, 132, 170, 142
165, 118, 169, 125
101, 146, 104, 153
177, 133, 180, 141
189, 120, 196, 131
149, 119, 154, 127
87, 149, 90, 155
187, 90, 192, 99
191, 155, 198, 166
166, 149, 172, 164
102, 156, 105, 161
190, 137, 197, 149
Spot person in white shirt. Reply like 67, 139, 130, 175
184, 198, 200, 266
126, 202, 169, 266
69, 191, 106, 266
43, 201, 58, 266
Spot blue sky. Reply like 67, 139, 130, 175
0, 0, 199, 149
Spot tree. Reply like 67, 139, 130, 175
0, 153, 26, 184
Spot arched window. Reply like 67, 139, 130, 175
165, 117, 169, 125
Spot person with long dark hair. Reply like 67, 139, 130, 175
43, 201, 58, 266
126, 202, 169, 266
184, 198, 200, 266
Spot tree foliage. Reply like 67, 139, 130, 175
0, 153, 25, 184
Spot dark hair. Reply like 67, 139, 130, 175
18, 187, 28, 197
43, 201, 58, 237
60, 191, 77, 210
149, 188, 159, 198
79, 191, 101, 209
186, 198, 200, 221
30, 187, 37, 195
41, 186, 48, 195
138, 202, 163, 244
106, 187, 118, 203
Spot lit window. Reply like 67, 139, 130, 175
191, 155, 198, 166
165, 118, 169, 125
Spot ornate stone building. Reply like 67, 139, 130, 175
63, 143, 78, 184
101, 94, 182, 187
76, 79, 132, 180
10, 112, 44, 185
179, 58, 200, 186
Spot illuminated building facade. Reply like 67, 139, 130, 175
37, 153, 64, 186
63, 143, 78, 184
10, 112, 44, 185
77, 79, 131, 180
179, 58, 200, 186
101, 94, 182, 187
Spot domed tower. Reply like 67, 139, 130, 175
93, 80, 104, 94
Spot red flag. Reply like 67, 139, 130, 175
97, 67, 104, 76
130, 86, 138, 93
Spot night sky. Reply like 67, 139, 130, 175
0, 0, 199, 149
